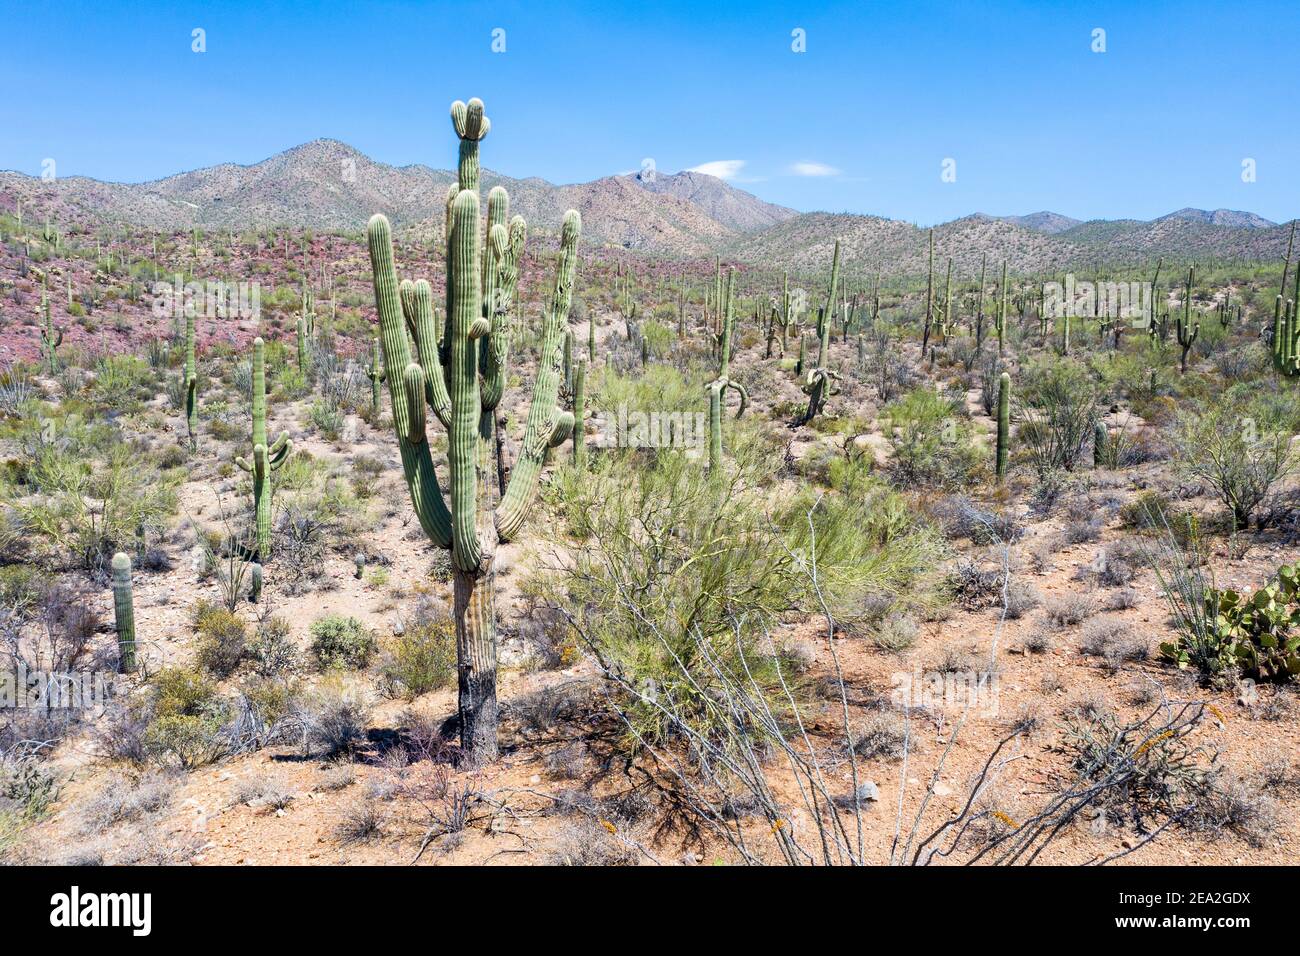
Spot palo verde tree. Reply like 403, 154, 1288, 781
366, 97, 580, 761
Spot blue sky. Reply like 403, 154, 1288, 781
2, 0, 1295, 225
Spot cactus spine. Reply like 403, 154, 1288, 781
183, 308, 198, 449
364, 336, 386, 412
111, 552, 136, 673
234, 338, 293, 561
366, 98, 579, 761
995, 372, 1010, 481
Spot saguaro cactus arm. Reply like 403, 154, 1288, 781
496, 209, 582, 541
368, 218, 456, 548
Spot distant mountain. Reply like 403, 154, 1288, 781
0, 141, 771, 255
0, 140, 1293, 272
1156, 207, 1276, 230
989, 211, 1082, 235
725, 212, 1090, 276
630, 169, 796, 232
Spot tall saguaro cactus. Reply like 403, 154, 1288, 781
39, 287, 62, 374
111, 552, 137, 673
706, 269, 749, 469
796, 240, 843, 426
364, 336, 386, 412
995, 372, 1010, 481
183, 308, 198, 449
234, 338, 293, 561
366, 98, 579, 761
297, 286, 316, 374
1176, 267, 1199, 373
572, 358, 587, 468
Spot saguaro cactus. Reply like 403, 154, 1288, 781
1176, 267, 1199, 373
1094, 420, 1108, 468
364, 336, 386, 412
796, 241, 843, 426
706, 269, 749, 468
572, 358, 587, 468
995, 261, 1008, 355
111, 552, 136, 673
297, 286, 316, 373
183, 308, 198, 449
234, 337, 293, 561
366, 97, 579, 761
39, 288, 62, 373
995, 372, 1010, 481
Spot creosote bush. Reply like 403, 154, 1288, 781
309, 615, 376, 671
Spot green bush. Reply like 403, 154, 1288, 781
144, 667, 228, 769
882, 386, 981, 488
193, 601, 248, 678
378, 603, 456, 699
309, 615, 375, 670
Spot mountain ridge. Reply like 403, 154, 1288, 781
0, 139, 1293, 273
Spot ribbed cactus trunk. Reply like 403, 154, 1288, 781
996, 261, 1007, 356
235, 338, 292, 561
1094, 420, 1108, 468
111, 552, 136, 673
707, 380, 723, 472
995, 372, 1010, 481
367, 98, 579, 763
184, 309, 198, 449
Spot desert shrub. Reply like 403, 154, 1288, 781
948, 560, 1004, 610
245, 616, 301, 677
928, 495, 1021, 545
378, 600, 456, 699
1044, 594, 1095, 628
297, 679, 369, 758
13, 420, 178, 575
882, 386, 982, 488
1015, 359, 1100, 476
143, 667, 229, 769
1172, 399, 1294, 530
309, 615, 375, 670
193, 601, 248, 678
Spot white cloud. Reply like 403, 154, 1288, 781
686, 159, 746, 180
789, 161, 840, 177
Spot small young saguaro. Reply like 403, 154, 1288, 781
111, 552, 136, 673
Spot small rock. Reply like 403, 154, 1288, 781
931, 782, 952, 797
855, 780, 881, 802
528, 774, 541, 785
